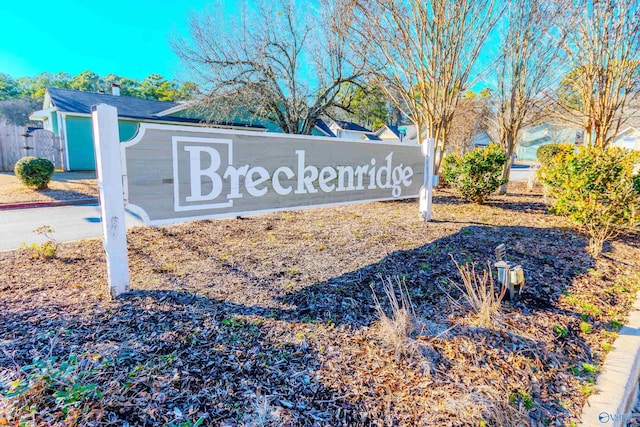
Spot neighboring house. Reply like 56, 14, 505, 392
29, 87, 267, 171
328, 120, 373, 139
515, 124, 582, 161
373, 125, 400, 142
469, 131, 492, 150
464, 124, 581, 161
313, 118, 337, 138
611, 126, 640, 151
361, 124, 417, 143
360, 133, 382, 141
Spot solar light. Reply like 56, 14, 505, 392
494, 244, 525, 300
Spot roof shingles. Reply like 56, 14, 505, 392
46, 88, 266, 129
48, 88, 178, 119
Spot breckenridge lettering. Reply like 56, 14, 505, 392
184, 146, 223, 202
182, 144, 414, 207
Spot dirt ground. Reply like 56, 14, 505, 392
0, 171, 97, 205
1, 183, 639, 426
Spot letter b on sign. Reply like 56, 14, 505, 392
184, 145, 223, 202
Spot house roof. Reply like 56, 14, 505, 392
378, 125, 401, 138
44, 88, 266, 130
623, 115, 640, 130
47, 88, 179, 119
333, 120, 372, 133
470, 131, 491, 147
362, 133, 381, 140
315, 118, 336, 137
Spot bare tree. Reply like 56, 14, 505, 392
555, 0, 640, 148
354, 0, 503, 172
490, 0, 565, 194
448, 89, 492, 155
173, 0, 366, 134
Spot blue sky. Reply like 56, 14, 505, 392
0, 0, 239, 81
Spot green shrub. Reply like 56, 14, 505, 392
440, 143, 508, 204
14, 156, 55, 189
539, 146, 640, 257
1, 352, 103, 424
536, 144, 575, 166
21, 225, 59, 260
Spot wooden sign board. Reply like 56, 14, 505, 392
92, 104, 432, 297
122, 123, 425, 225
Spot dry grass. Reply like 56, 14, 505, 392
371, 276, 423, 356
0, 171, 96, 205
243, 395, 281, 426
444, 256, 506, 328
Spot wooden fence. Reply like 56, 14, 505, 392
0, 122, 64, 171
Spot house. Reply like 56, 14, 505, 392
469, 131, 492, 150
515, 124, 582, 161
328, 120, 373, 140
313, 118, 337, 138
376, 125, 401, 141
29, 87, 268, 171
611, 126, 640, 151
375, 125, 404, 142
464, 125, 582, 161
360, 133, 382, 141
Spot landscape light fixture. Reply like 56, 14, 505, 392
494, 243, 525, 300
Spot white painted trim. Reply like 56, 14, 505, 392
29, 107, 56, 121
337, 130, 373, 135
154, 101, 196, 117
615, 126, 639, 136
59, 112, 71, 171
122, 122, 414, 149
126, 192, 420, 227
419, 138, 435, 221
54, 112, 268, 134
120, 143, 129, 204
43, 91, 52, 109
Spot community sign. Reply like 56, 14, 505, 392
122, 123, 425, 225
92, 104, 430, 296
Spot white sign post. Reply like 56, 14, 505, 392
91, 104, 130, 297
419, 137, 435, 221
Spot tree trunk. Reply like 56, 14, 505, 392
594, 125, 608, 149
583, 124, 592, 146
432, 126, 443, 176
499, 133, 515, 195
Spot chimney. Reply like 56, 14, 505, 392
111, 83, 121, 96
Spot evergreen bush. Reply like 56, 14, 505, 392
440, 143, 508, 204
14, 157, 55, 189
538, 146, 640, 257
536, 143, 575, 166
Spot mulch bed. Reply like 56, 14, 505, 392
1, 183, 639, 426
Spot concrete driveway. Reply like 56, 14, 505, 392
509, 163, 539, 182
0, 203, 145, 251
